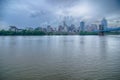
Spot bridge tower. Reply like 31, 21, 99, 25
99, 25, 104, 35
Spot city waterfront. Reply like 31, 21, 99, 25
0, 35, 120, 80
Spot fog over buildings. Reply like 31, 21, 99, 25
0, 0, 120, 29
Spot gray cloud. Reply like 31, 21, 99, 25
46, 0, 81, 7
0, 0, 120, 28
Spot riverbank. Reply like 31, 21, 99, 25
0, 30, 120, 36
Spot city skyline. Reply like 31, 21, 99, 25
3, 18, 110, 32
0, 0, 120, 29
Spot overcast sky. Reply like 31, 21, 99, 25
0, 0, 120, 29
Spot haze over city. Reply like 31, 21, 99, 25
0, 0, 120, 29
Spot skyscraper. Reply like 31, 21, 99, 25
101, 18, 108, 30
80, 21, 85, 32
63, 21, 68, 32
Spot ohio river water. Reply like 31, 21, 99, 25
0, 36, 120, 80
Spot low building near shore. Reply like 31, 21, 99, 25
9, 26, 18, 32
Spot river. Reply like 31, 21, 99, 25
0, 35, 120, 80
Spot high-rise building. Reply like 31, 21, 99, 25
68, 24, 76, 32
101, 18, 108, 30
63, 21, 68, 32
58, 25, 64, 32
47, 25, 53, 32
80, 21, 85, 32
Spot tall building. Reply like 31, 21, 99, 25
47, 25, 53, 32
58, 25, 64, 32
63, 21, 68, 32
101, 18, 108, 30
80, 21, 85, 32
63, 16, 73, 27
68, 24, 76, 32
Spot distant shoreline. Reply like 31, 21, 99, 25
0, 30, 120, 36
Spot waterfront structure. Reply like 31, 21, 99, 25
9, 26, 24, 32
101, 18, 108, 30
9, 26, 18, 32
99, 24, 104, 35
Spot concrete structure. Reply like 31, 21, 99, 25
101, 18, 108, 30
99, 25, 104, 35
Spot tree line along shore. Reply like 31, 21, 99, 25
0, 30, 120, 36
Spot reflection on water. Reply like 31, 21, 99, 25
0, 36, 120, 80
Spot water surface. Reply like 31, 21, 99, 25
0, 36, 120, 80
